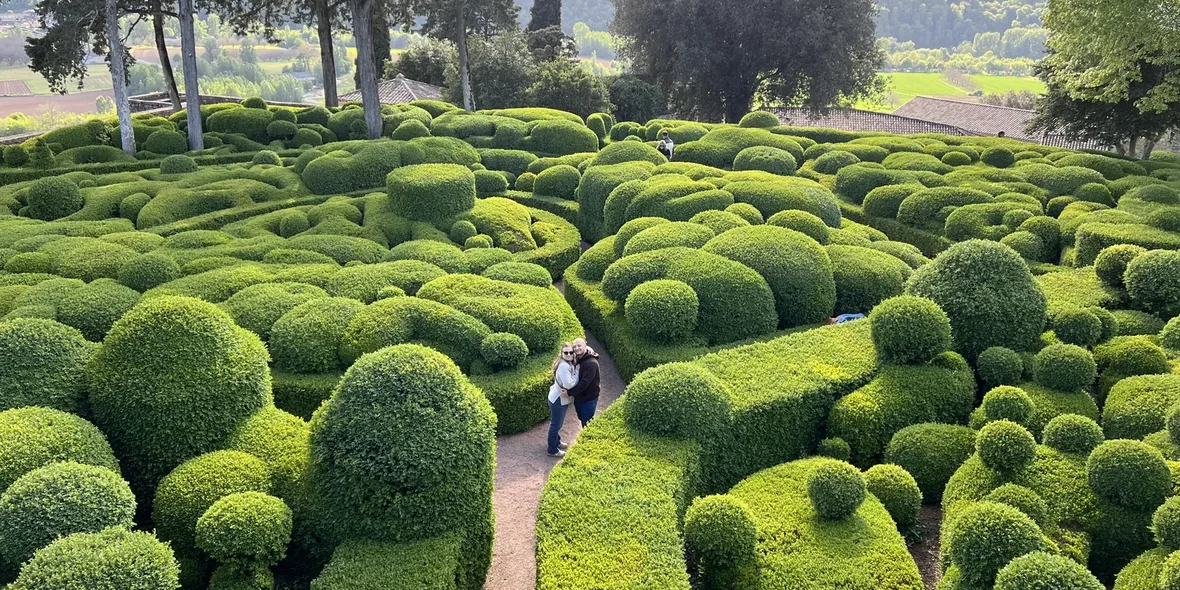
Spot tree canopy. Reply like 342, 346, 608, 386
611, 0, 883, 122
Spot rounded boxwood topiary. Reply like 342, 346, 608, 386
0, 319, 94, 414
885, 423, 976, 503
1034, 344, 1097, 392
308, 344, 495, 546
159, 154, 197, 174
818, 437, 852, 461
465, 235, 493, 249
480, 332, 529, 369
56, 279, 141, 342
868, 295, 952, 365
118, 253, 181, 292
981, 147, 1016, 168
993, 551, 1103, 590
269, 297, 365, 373
1163, 316, 1180, 351
144, 129, 187, 155
153, 450, 271, 556
119, 192, 151, 222
1095, 337, 1168, 377
624, 279, 699, 343
864, 463, 922, 532
195, 491, 291, 566
724, 202, 764, 225
533, 164, 581, 199
4, 251, 52, 274
906, 240, 1047, 360
807, 461, 865, 520
738, 111, 779, 128
450, 220, 478, 244
220, 282, 327, 340
0, 407, 119, 494
813, 150, 861, 175
1087, 439, 1171, 510
733, 145, 797, 176
984, 483, 1049, 528
941, 151, 972, 166
3, 144, 28, 167
4, 527, 179, 590
1053, 307, 1103, 347
946, 501, 1043, 588
624, 362, 731, 441
765, 209, 829, 244
26, 177, 83, 221
977, 419, 1037, 473
482, 261, 552, 288
293, 127, 323, 147
1125, 250, 1180, 317
1095, 244, 1148, 288
251, 150, 281, 166
0, 462, 136, 569
387, 163, 476, 223
87, 296, 272, 496
1042, 414, 1104, 455
266, 120, 297, 140
1154, 497, 1180, 551
977, 346, 1024, 387
683, 494, 757, 569
980, 385, 1034, 426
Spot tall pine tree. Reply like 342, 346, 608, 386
527, 0, 559, 31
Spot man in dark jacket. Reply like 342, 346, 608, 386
567, 338, 600, 427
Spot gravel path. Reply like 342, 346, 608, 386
485, 319, 626, 589
910, 505, 944, 589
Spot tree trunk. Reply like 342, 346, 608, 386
153, 12, 181, 112
350, 0, 382, 138
316, 0, 338, 107
1128, 136, 1139, 160
106, 0, 135, 155
724, 86, 754, 124
178, 0, 203, 150
456, 2, 472, 111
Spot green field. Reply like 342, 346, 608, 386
858, 72, 1047, 112
0, 65, 112, 96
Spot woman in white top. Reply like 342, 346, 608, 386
547, 342, 579, 457
657, 129, 675, 160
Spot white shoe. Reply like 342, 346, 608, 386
559, 442, 569, 450
547, 449, 566, 458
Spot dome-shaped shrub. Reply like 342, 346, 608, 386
624, 362, 731, 441
1042, 414, 1103, 455
1034, 343, 1096, 392
251, 150, 281, 166
0, 462, 135, 569
689, 210, 749, 235
807, 461, 866, 520
885, 423, 977, 503
0, 407, 119, 493
724, 202, 764, 225
984, 483, 1049, 528
765, 209, 830, 244
56, 279, 141, 341
993, 551, 1103, 590
980, 385, 1034, 426
941, 151, 972, 166
945, 501, 1043, 588
152, 450, 270, 555
1000, 230, 1043, 261
220, 282, 327, 340
0, 319, 94, 414
480, 332, 529, 369
814, 150, 861, 175
269, 297, 365, 373
1125, 250, 1180, 317
733, 145, 797, 176
266, 120, 297, 140
1163, 316, 1180, 351
1087, 439, 1171, 510
4, 251, 52, 273
868, 295, 951, 365
308, 344, 495, 544
864, 464, 921, 531
738, 111, 779, 128
683, 494, 757, 572
624, 279, 699, 343
1095, 337, 1168, 376
533, 164, 581, 199
144, 129, 187, 155
26, 177, 83, 221
195, 491, 291, 566
818, 437, 852, 461
386, 163, 477, 223
160, 154, 197, 174
621, 222, 715, 257
981, 147, 1016, 168
1153, 497, 1180, 551
1054, 307, 1103, 347
702, 225, 836, 327
977, 346, 1024, 387
87, 296, 272, 496
1094, 244, 1148, 288
977, 419, 1037, 473
4, 528, 179, 590
906, 240, 1047, 360
482, 261, 552, 288
118, 253, 182, 292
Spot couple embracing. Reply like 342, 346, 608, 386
546, 338, 600, 457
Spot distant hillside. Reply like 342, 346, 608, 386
515, 0, 615, 32
876, 0, 1045, 49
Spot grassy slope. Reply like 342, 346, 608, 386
0, 65, 112, 96
858, 72, 1047, 112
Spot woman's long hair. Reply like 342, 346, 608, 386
552, 342, 575, 376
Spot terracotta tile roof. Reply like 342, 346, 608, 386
892, 96, 1043, 142
339, 74, 443, 105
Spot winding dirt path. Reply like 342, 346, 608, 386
486, 303, 627, 589
910, 505, 944, 589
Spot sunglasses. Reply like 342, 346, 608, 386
561, 350, 574, 356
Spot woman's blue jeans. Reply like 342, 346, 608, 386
547, 399, 568, 454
